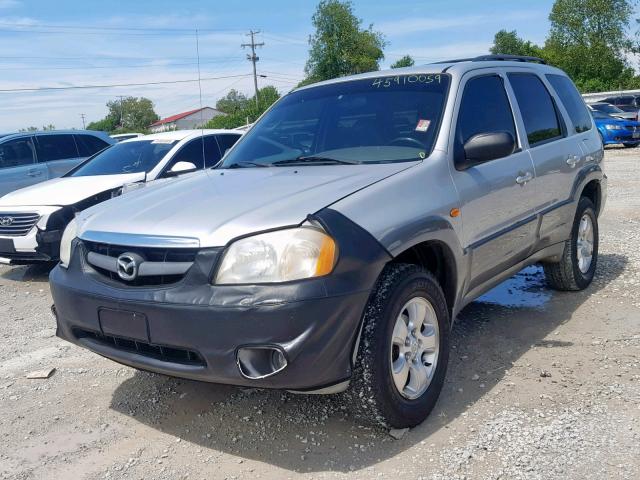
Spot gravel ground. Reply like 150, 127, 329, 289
0, 147, 639, 480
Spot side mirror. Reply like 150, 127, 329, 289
457, 132, 516, 170
167, 161, 197, 176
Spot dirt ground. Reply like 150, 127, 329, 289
0, 147, 638, 480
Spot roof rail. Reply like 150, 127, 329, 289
434, 54, 547, 65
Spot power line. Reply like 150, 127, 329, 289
0, 74, 252, 93
0, 58, 246, 71
0, 22, 244, 34
242, 30, 264, 107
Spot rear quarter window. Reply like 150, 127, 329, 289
546, 74, 592, 134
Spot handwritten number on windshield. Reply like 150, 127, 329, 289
372, 74, 442, 88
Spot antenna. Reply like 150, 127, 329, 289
196, 29, 206, 170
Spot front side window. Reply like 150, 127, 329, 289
69, 140, 177, 177
509, 73, 563, 146
546, 74, 592, 134
220, 74, 451, 167
164, 136, 222, 172
456, 75, 517, 147
35, 134, 79, 162
0, 137, 36, 169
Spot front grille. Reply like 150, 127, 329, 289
83, 241, 198, 286
73, 328, 206, 366
0, 212, 40, 237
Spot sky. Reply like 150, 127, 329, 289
0, 0, 557, 131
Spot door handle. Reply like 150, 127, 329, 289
516, 172, 533, 185
566, 155, 580, 168
27, 169, 42, 177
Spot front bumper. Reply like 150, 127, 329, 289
50, 209, 391, 391
0, 206, 63, 264
602, 130, 640, 145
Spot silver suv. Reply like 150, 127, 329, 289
0, 130, 114, 197
50, 55, 606, 428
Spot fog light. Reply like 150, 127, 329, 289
236, 346, 288, 379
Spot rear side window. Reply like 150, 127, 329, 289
35, 134, 79, 162
508, 73, 562, 146
215, 134, 241, 158
75, 134, 109, 157
0, 137, 36, 169
546, 75, 592, 134
456, 75, 517, 146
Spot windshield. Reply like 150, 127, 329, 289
220, 74, 450, 168
591, 111, 614, 120
594, 104, 623, 114
69, 140, 177, 177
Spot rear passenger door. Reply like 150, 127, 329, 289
507, 72, 584, 245
450, 73, 538, 289
35, 134, 82, 178
0, 136, 44, 196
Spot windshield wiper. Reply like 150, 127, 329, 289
225, 161, 270, 169
271, 156, 360, 166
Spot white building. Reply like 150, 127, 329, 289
149, 107, 225, 133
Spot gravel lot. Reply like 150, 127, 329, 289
1, 147, 639, 480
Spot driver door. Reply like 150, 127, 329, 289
449, 73, 537, 290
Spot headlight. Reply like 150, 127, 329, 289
605, 124, 623, 130
59, 218, 78, 269
215, 227, 337, 284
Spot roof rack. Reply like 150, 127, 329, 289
435, 54, 547, 65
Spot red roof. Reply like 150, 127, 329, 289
150, 107, 211, 127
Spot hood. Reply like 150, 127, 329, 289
77, 163, 417, 247
0, 173, 145, 207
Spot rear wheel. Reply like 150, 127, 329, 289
543, 197, 598, 291
348, 264, 450, 428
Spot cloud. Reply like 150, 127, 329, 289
378, 10, 545, 37
0, 0, 20, 10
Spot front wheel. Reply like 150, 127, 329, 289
543, 197, 599, 291
348, 264, 450, 428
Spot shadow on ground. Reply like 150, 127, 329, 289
1, 263, 54, 284
110, 254, 626, 473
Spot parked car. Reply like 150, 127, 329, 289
0, 130, 113, 197
110, 133, 144, 142
50, 55, 605, 428
588, 102, 638, 121
591, 110, 640, 147
0, 129, 241, 265
600, 95, 640, 111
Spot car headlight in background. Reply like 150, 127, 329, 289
59, 218, 78, 269
605, 124, 623, 130
215, 227, 337, 284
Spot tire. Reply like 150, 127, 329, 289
348, 263, 450, 428
543, 197, 599, 291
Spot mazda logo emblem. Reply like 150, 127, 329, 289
116, 252, 143, 281
0, 216, 14, 227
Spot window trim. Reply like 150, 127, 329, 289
507, 72, 566, 149
0, 135, 37, 170
453, 72, 520, 169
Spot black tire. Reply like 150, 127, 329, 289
347, 263, 450, 428
543, 197, 599, 291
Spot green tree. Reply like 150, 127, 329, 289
88, 97, 159, 133
215, 89, 249, 115
204, 86, 281, 129
490, 30, 544, 57
19, 125, 56, 132
87, 117, 117, 132
302, 0, 386, 85
544, 0, 637, 91
390, 55, 415, 69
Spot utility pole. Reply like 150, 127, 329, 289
79, 113, 86, 129
118, 95, 125, 128
242, 30, 264, 108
